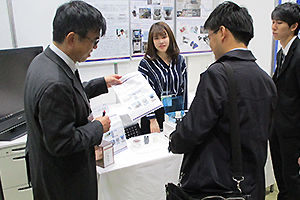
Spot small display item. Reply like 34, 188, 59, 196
144, 135, 149, 144
133, 138, 142, 146
124, 123, 142, 139
95, 140, 114, 168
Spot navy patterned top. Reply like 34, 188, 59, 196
138, 54, 187, 119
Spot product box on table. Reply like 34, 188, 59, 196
95, 140, 114, 168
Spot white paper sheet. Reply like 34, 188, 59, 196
112, 71, 163, 121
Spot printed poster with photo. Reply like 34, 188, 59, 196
176, 0, 213, 53
84, 0, 130, 61
130, 0, 175, 56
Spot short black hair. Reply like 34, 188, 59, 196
204, 1, 254, 46
53, 1, 106, 43
271, 2, 300, 35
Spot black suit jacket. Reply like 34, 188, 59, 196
24, 47, 108, 200
272, 37, 300, 138
170, 50, 277, 199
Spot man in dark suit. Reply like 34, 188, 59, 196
169, 2, 277, 200
24, 1, 121, 199
270, 2, 300, 200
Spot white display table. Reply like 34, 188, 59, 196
96, 133, 183, 200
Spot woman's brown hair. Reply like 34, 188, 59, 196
144, 21, 180, 64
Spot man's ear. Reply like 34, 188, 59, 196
219, 25, 227, 41
65, 32, 76, 47
291, 22, 298, 32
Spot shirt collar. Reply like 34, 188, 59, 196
218, 48, 256, 63
282, 36, 297, 56
49, 42, 78, 73
230, 47, 249, 51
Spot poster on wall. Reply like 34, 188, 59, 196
84, 0, 130, 62
176, 0, 213, 53
130, 0, 175, 56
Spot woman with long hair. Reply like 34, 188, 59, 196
138, 21, 187, 134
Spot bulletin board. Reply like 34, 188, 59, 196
130, 0, 214, 57
2, 0, 214, 63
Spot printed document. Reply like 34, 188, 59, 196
112, 72, 163, 121
91, 103, 127, 154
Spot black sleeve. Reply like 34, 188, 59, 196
169, 64, 227, 153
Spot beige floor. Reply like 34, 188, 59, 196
265, 183, 279, 200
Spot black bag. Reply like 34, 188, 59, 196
166, 62, 250, 200
165, 182, 250, 200
165, 183, 195, 200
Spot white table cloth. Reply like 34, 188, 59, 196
97, 133, 183, 200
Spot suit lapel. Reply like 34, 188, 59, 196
276, 38, 299, 79
44, 47, 90, 110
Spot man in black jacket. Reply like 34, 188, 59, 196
270, 2, 300, 200
169, 2, 277, 200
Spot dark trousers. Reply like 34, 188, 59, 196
140, 107, 165, 134
269, 128, 300, 200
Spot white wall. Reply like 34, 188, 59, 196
236, 0, 276, 75
0, 0, 13, 49
11, 0, 65, 48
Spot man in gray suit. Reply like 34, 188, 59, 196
24, 1, 121, 199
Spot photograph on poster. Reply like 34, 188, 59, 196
132, 9, 137, 18
153, 8, 162, 20
164, 7, 173, 20
147, 0, 162, 5
139, 8, 152, 19
177, 20, 209, 52
177, 0, 201, 17
132, 29, 143, 53
116, 29, 128, 39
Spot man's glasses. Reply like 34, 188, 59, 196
203, 28, 219, 46
85, 36, 100, 47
